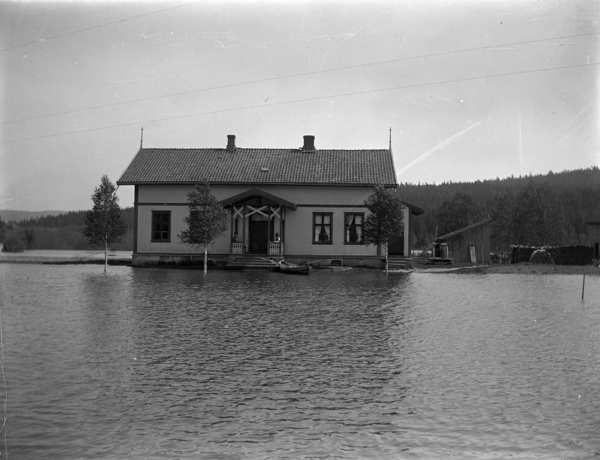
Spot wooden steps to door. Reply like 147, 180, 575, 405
226, 256, 280, 270
387, 256, 413, 270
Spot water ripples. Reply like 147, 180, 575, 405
1, 265, 599, 459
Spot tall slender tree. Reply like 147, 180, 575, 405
488, 190, 516, 253
512, 181, 566, 246
436, 191, 483, 236
178, 181, 228, 273
362, 186, 404, 274
83, 175, 129, 271
21, 228, 36, 250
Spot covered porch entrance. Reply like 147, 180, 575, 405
220, 188, 297, 257
234, 206, 282, 255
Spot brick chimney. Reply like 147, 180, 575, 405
302, 135, 315, 151
226, 134, 236, 151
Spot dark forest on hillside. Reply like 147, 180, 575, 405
0, 208, 135, 251
1, 167, 598, 252
13, 208, 135, 229
400, 166, 600, 249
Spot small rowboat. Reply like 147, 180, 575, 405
275, 260, 310, 275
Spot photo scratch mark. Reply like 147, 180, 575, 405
146, 60, 160, 82
555, 113, 593, 148
397, 122, 482, 176
426, 93, 460, 107
555, 101, 594, 135
301, 15, 377, 99
391, 94, 432, 109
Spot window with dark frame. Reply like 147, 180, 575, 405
151, 211, 171, 242
313, 213, 332, 244
344, 213, 364, 244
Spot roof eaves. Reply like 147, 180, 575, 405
115, 180, 395, 187
219, 187, 297, 210
436, 217, 495, 241
402, 201, 425, 215
116, 146, 143, 186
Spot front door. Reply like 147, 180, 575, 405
388, 228, 405, 255
249, 221, 269, 253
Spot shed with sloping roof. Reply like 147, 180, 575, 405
435, 218, 494, 264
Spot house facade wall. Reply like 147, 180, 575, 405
138, 184, 376, 205
133, 183, 410, 267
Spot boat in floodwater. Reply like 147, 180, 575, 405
275, 260, 310, 275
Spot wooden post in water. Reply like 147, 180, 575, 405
582, 274, 586, 302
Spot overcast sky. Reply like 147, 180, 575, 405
1, 0, 598, 211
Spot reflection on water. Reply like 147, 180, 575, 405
1, 265, 599, 459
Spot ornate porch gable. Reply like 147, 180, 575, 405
219, 188, 297, 210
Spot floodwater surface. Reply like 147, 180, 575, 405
0, 264, 599, 459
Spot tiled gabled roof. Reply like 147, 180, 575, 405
117, 148, 398, 187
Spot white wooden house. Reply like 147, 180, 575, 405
117, 135, 424, 268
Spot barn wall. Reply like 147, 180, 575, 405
444, 223, 491, 264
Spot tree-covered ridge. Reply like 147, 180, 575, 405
0, 208, 134, 251
1, 166, 598, 252
10, 208, 134, 229
399, 166, 600, 248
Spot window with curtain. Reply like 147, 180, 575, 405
313, 213, 332, 244
344, 213, 363, 244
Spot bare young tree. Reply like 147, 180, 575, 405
83, 175, 129, 271
178, 181, 228, 273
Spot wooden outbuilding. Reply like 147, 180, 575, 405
435, 218, 494, 264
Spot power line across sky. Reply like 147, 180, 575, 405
0, 1, 207, 53
2, 61, 596, 145
2, 31, 598, 127
3, 1, 597, 211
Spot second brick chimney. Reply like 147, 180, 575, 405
226, 134, 236, 151
302, 135, 315, 151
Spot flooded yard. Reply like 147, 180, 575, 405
0, 264, 598, 459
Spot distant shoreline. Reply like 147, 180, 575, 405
484, 263, 599, 275
0, 257, 131, 266
1, 253, 599, 275
414, 263, 600, 276
0, 250, 132, 266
